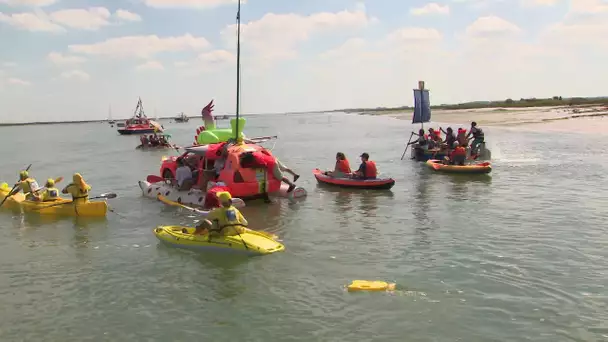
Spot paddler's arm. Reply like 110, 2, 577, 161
61, 184, 72, 194
237, 210, 248, 226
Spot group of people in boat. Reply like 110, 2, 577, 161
139, 134, 171, 148
324, 152, 377, 180
9, 171, 91, 203
408, 121, 485, 165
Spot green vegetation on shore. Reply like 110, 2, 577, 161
335, 96, 608, 114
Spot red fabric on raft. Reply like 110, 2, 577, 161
204, 185, 231, 209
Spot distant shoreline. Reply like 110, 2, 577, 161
0, 115, 237, 127
333, 96, 608, 115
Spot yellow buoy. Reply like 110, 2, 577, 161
347, 280, 396, 292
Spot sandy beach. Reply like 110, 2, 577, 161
360, 105, 608, 133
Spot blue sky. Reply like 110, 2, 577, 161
0, 0, 606, 122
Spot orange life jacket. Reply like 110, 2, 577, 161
336, 159, 351, 173
363, 161, 377, 178
450, 146, 467, 159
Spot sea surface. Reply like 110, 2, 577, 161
0, 112, 607, 341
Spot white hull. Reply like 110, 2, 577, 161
138, 181, 246, 208
278, 183, 308, 199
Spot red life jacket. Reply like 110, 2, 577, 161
450, 146, 467, 159
336, 159, 351, 173
363, 161, 377, 178
204, 185, 231, 209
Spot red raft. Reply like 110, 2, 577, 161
312, 168, 395, 190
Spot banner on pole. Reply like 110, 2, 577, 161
412, 89, 431, 124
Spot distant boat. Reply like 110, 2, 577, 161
108, 105, 116, 125
117, 97, 163, 135
174, 112, 189, 123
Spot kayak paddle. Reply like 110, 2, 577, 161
0, 163, 32, 208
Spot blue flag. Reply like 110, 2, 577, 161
412, 89, 431, 124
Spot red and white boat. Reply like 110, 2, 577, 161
117, 97, 163, 135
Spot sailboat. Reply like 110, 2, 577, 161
108, 105, 116, 125
117, 97, 163, 135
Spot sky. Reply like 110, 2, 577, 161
0, 0, 607, 122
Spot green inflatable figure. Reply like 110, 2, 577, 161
195, 100, 246, 145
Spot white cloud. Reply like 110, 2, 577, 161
385, 27, 443, 43
60, 70, 90, 81
175, 50, 235, 73
465, 15, 522, 37
49, 7, 111, 30
0, 0, 57, 7
135, 60, 164, 71
47, 52, 86, 65
8, 77, 30, 85
569, 0, 608, 14
520, 0, 558, 7
142, 0, 240, 9
410, 3, 450, 15
68, 34, 210, 59
115, 9, 142, 22
221, 6, 375, 62
0, 11, 64, 32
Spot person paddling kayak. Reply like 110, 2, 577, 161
62, 173, 91, 203
194, 192, 248, 236
13, 170, 41, 200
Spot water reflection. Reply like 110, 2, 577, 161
413, 171, 433, 246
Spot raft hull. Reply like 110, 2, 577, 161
426, 159, 492, 174
312, 169, 395, 190
0, 186, 107, 217
154, 225, 285, 255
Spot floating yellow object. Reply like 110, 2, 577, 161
347, 280, 396, 292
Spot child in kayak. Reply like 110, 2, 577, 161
194, 192, 248, 236
33, 178, 60, 202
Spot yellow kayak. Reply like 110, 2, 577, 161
426, 159, 492, 174
154, 225, 285, 255
0, 182, 108, 217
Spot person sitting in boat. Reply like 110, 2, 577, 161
325, 152, 351, 178
445, 141, 467, 166
140, 135, 149, 147
193, 191, 248, 236
149, 134, 159, 147
440, 127, 456, 150
175, 158, 194, 191
33, 178, 59, 202
13, 170, 41, 200
61, 173, 90, 203
239, 151, 297, 192
467, 121, 485, 155
353, 153, 377, 180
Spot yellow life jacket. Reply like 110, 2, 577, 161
20, 178, 40, 194
65, 184, 89, 202
207, 206, 246, 236
42, 188, 59, 201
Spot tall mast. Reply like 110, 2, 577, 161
235, 0, 241, 141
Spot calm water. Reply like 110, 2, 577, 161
0, 113, 607, 341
